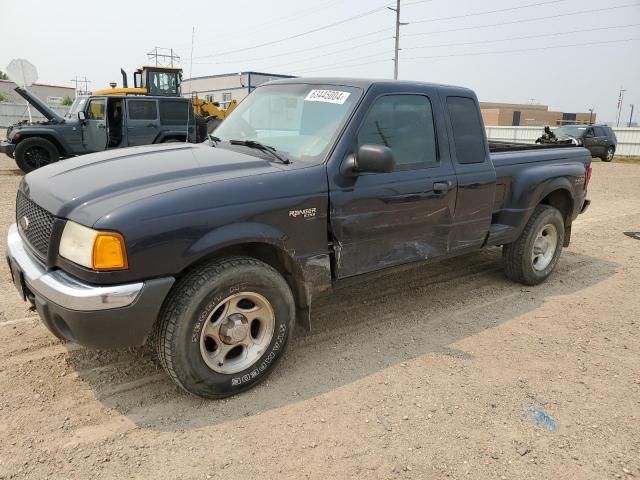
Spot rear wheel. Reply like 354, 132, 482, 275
601, 146, 615, 162
14, 137, 59, 173
155, 256, 295, 399
503, 205, 565, 285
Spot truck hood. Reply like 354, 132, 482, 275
14, 87, 65, 123
21, 143, 287, 225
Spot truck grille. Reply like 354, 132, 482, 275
16, 191, 55, 259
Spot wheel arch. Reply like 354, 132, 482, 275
16, 132, 68, 157
175, 227, 317, 330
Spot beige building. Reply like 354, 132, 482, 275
0, 79, 75, 106
480, 102, 594, 127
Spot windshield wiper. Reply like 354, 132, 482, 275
229, 139, 290, 165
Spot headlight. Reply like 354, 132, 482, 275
59, 221, 128, 271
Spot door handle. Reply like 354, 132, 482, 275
146, 123, 158, 128
433, 181, 451, 193
97, 123, 106, 129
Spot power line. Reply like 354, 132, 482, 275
411, 0, 573, 24
402, 23, 640, 51
191, 28, 393, 65
192, 2, 405, 60
296, 37, 639, 74
402, 37, 640, 59
265, 37, 393, 70
190, 1, 639, 75
404, 2, 640, 37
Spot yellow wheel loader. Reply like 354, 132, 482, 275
94, 66, 237, 137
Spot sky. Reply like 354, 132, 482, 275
1, 0, 639, 123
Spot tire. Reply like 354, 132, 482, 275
14, 137, 59, 173
601, 146, 615, 162
502, 205, 565, 286
155, 256, 295, 399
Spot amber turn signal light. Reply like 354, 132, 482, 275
92, 233, 128, 271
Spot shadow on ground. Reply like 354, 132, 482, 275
64, 247, 617, 432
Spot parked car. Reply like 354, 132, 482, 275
6, 78, 592, 399
0, 87, 200, 173
554, 124, 617, 162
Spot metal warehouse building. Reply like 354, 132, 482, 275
182, 72, 294, 108
480, 101, 594, 127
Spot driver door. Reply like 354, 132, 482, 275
83, 98, 107, 152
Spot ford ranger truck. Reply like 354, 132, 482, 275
6, 78, 592, 398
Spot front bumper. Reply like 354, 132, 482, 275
0, 141, 15, 156
6, 223, 174, 349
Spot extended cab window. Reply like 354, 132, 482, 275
446, 96, 486, 164
358, 95, 437, 170
128, 100, 158, 120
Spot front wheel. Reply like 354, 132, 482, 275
601, 146, 615, 162
155, 256, 295, 399
502, 205, 565, 285
14, 137, 60, 173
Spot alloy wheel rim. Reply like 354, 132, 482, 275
531, 223, 558, 271
199, 292, 275, 374
24, 146, 50, 169
606, 148, 614, 161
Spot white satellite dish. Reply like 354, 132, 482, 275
6, 58, 38, 87
6, 59, 39, 122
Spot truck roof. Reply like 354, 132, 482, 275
265, 77, 475, 96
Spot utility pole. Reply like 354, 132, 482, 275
630, 104, 635, 127
588, 108, 594, 124
388, 0, 408, 80
70, 76, 91, 96
616, 86, 626, 127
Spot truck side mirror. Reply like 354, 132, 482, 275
78, 111, 86, 122
356, 144, 395, 173
340, 144, 396, 176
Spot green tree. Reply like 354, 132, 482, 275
0, 92, 8, 102
0, 70, 8, 80
61, 95, 74, 106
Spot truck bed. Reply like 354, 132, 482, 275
486, 146, 592, 247
488, 140, 576, 153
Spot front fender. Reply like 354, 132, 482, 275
188, 221, 290, 258
15, 128, 73, 156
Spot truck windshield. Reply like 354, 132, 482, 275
66, 96, 88, 119
213, 84, 362, 164
556, 125, 587, 137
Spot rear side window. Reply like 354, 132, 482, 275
357, 94, 438, 170
128, 100, 157, 120
446, 96, 486, 164
593, 126, 606, 137
159, 101, 191, 125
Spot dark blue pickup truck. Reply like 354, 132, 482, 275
6, 78, 592, 398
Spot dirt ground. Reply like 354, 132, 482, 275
0, 154, 638, 480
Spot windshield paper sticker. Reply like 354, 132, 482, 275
305, 89, 351, 105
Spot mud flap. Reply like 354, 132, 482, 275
563, 225, 572, 247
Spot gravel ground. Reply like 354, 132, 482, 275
0, 155, 638, 479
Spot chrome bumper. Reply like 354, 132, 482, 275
6, 223, 143, 311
